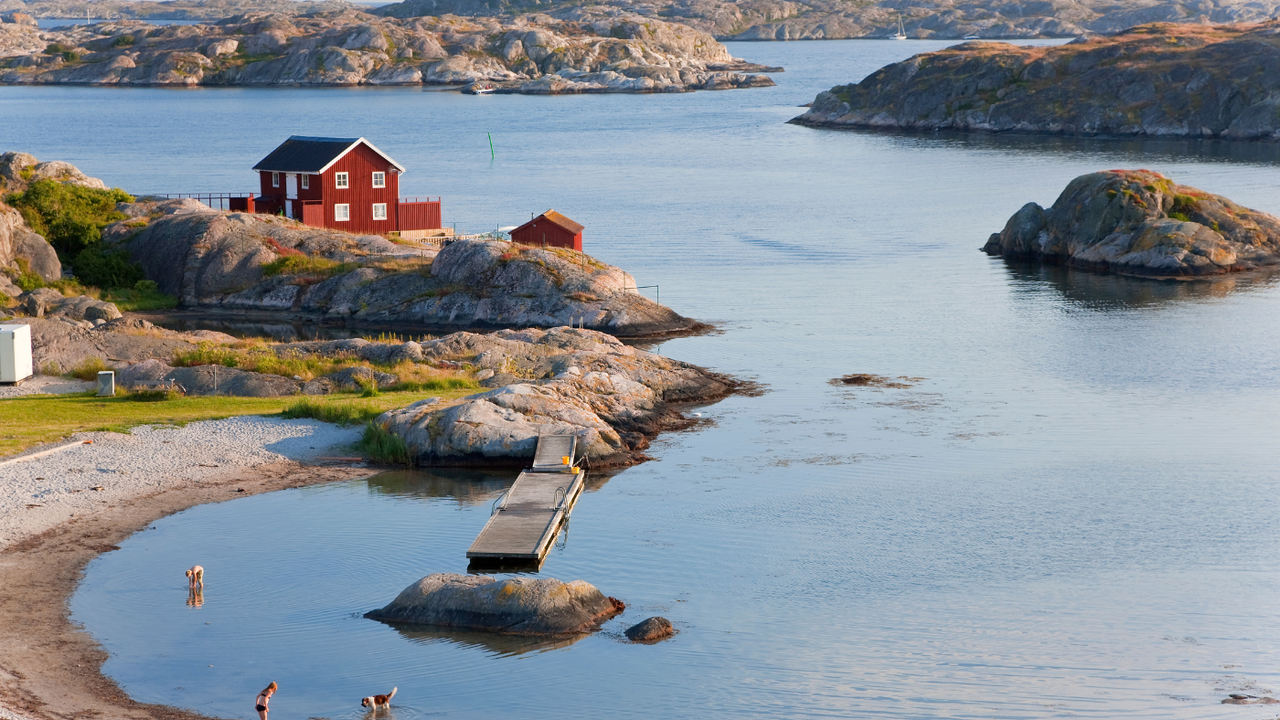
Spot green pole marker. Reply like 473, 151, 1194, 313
488, 132, 494, 159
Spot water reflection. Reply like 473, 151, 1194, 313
999, 259, 1280, 310
363, 469, 617, 505
186, 587, 203, 607
873, 129, 1280, 165
364, 469, 517, 506
382, 623, 588, 657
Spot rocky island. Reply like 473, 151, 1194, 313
9, 0, 1280, 41
0, 7, 777, 92
984, 169, 1280, 277
793, 23, 1280, 141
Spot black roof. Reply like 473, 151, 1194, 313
251, 136, 406, 174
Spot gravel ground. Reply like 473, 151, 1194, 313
0, 417, 362, 550
0, 376, 95, 398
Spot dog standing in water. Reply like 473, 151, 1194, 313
185, 565, 204, 590
361, 687, 396, 710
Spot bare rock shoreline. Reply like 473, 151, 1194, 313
792, 23, 1280, 142
0, 8, 778, 93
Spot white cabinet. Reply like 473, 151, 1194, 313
0, 324, 34, 383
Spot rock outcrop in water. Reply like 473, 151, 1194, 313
984, 169, 1280, 277
110, 203, 701, 337
364, 573, 624, 635
0, 8, 776, 93
377, 326, 736, 467
793, 23, 1280, 141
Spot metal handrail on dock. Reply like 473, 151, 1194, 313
466, 435, 585, 569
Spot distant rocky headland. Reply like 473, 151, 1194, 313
7, 0, 1280, 40
985, 169, 1280, 278
0, 7, 777, 92
793, 23, 1280, 141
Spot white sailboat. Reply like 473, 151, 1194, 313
892, 16, 907, 40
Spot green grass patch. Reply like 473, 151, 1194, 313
103, 283, 179, 312
358, 421, 410, 465
281, 398, 383, 425
68, 356, 109, 381
261, 255, 357, 278
0, 389, 475, 458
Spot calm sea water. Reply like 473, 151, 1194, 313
5, 38, 1280, 718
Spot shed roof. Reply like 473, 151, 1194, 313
517, 210, 584, 235
252, 136, 407, 174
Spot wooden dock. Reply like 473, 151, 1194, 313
466, 435, 585, 568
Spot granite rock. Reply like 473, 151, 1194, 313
364, 572, 625, 635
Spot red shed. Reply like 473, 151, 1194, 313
511, 210, 584, 251
251, 136, 441, 236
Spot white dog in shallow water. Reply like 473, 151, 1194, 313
361, 687, 396, 710
185, 565, 204, 589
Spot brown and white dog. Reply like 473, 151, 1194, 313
361, 687, 396, 710
185, 565, 204, 590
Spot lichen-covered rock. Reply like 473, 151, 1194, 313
364, 572, 625, 635
375, 327, 735, 467
114, 212, 701, 337
624, 616, 675, 643
16, 290, 122, 321
793, 23, 1280, 141
0, 10, 776, 94
983, 169, 1280, 277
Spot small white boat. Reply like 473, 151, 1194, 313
892, 17, 907, 40
472, 85, 495, 94
963, 34, 981, 40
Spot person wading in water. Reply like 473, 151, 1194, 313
255, 682, 277, 720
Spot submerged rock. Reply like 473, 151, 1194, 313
624, 616, 675, 643
364, 572, 625, 635
793, 23, 1280, 141
983, 169, 1280, 278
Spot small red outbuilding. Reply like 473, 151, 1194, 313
511, 210, 584, 251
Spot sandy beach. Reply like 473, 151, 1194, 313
0, 417, 375, 720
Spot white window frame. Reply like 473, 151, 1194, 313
272, 172, 279, 188
334, 204, 349, 222
372, 203, 387, 220
301, 174, 310, 190
335, 172, 349, 189
372, 172, 385, 188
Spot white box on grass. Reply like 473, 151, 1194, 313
0, 324, 33, 383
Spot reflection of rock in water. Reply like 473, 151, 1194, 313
363, 469, 517, 506
1000, 259, 1280, 310
364, 468, 618, 505
390, 624, 588, 657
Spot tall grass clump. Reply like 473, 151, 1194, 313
68, 356, 109, 381
358, 421, 410, 465
280, 399, 382, 425
261, 255, 356, 278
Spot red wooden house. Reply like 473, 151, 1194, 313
251, 136, 442, 237
511, 210, 584, 251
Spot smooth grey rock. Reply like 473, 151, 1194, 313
793, 25, 1280, 141
624, 616, 675, 642
983, 169, 1280, 277
364, 572, 625, 635
377, 327, 734, 467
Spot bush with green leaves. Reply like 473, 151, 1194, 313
6, 179, 132, 257
72, 246, 145, 289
